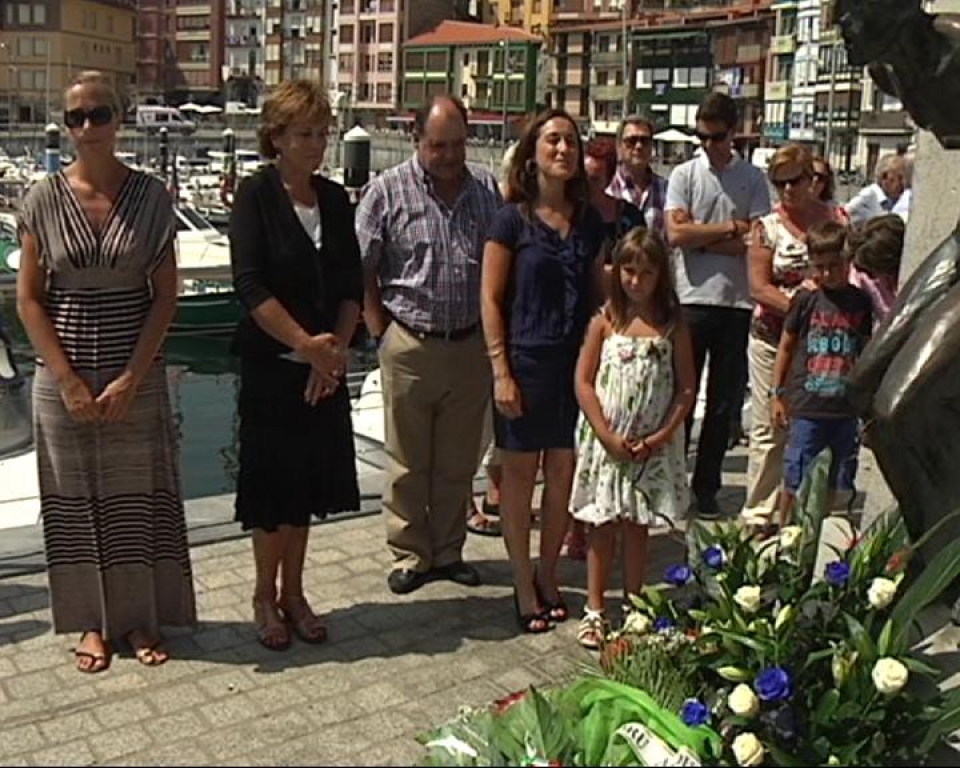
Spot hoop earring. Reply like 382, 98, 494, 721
524, 158, 537, 175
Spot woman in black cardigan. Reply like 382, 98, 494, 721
229, 81, 362, 650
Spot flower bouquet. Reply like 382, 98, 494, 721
418, 453, 960, 765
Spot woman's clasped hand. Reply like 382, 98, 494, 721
297, 332, 347, 405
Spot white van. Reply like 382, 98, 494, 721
135, 106, 196, 135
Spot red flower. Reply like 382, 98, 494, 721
885, 549, 911, 575
493, 690, 527, 714
599, 635, 634, 672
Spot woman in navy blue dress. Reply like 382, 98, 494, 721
481, 109, 606, 632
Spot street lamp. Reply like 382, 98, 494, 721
620, 0, 630, 117
500, 38, 510, 152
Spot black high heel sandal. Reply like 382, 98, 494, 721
533, 568, 569, 623
513, 591, 551, 634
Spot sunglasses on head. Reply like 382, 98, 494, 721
695, 129, 729, 143
773, 173, 809, 189
622, 134, 653, 148
64, 105, 114, 129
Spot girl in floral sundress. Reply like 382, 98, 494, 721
571, 227, 697, 649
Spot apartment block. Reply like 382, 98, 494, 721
401, 21, 540, 138
856, 78, 911, 177
763, 0, 796, 143
335, 0, 474, 122
0, 0, 137, 123
170, 0, 225, 101
136, 0, 174, 99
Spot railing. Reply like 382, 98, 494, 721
858, 110, 912, 132
770, 34, 797, 55
766, 80, 792, 100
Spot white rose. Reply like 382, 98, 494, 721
779, 526, 803, 549
867, 577, 898, 610
732, 732, 765, 766
728, 683, 760, 718
734, 585, 762, 614
623, 611, 652, 636
872, 657, 909, 695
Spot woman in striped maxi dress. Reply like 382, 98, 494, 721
16, 72, 195, 673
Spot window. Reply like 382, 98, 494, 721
107, 15, 114, 33
673, 67, 689, 88
339, 53, 354, 70
340, 24, 354, 44
377, 52, 392, 72
653, 67, 669, 81
379, 23, 393, 43
18, 4, 30, 24
17, 37, 31, 57
635, 68, 652, 88
376, 82, 391, 103
689, 67, 707, 87
4, 4, 12, 25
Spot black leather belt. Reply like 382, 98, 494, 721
392, 317, 479, 342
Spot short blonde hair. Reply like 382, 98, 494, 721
257, 80, 332, 159
767, 143, 814, 182
65, 70, 123, 117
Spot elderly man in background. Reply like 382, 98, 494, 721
606, 115, 669, 235
845, 153, 907, 226
356, 95, 503, 594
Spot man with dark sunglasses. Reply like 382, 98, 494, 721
605, 115, 667, 236
664, 92, 771, 519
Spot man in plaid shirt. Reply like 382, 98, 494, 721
355, 95, 502, 595
605, 115, 668, 236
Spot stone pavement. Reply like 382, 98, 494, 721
0, 444, 954, 767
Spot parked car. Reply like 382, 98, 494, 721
134, 106, 196, 136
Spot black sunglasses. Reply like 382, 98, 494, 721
772, 173, 809, 189
622, 135, 653, 148
695, 130, 729, 143
64, 105, 114, 129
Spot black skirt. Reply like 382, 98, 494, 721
494, 345, 580, 452
234, 355, 360, 532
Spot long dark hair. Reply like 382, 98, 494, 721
606, 227, 680, 332
504, 109, 590, 218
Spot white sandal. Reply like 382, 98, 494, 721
577, 608, 607, 650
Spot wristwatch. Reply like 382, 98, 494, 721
769, 386, 787, 398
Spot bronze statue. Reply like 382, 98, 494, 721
837, 0, 960, 614
833, 0, 960, 148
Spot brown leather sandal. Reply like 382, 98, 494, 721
127, 630, 169, 666
73, 631, 111, 674
278, 595, 328, 644
253, 598, 292, 651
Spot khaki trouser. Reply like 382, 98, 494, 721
379, 322, 492, 572
741, 334, 787, 523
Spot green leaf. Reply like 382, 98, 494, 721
766, 743, 808, 767
891, 535, 960, 645
814, 688, 840, 726
877, 619, 894, 657
900, 655, 942, 678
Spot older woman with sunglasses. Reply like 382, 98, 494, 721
16, 72, 195, 672
741, 143, 848, 528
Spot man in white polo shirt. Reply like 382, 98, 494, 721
665, 92, 771, 519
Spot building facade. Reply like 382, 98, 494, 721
0, 0, 137, 124
170, 0, 225, 102
763, 0, 796, 144
335, 0, 477, 124
136, 0, 174, 100
401, 21, 540, 138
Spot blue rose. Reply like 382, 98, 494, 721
702, 545, 725, 569
824, 561, 851, 587
653, 617, 675, 633
665, 564, 693, 586
755, 666, 793, 702
680, 698, 710, 727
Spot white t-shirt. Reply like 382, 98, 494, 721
293, 202, 323, 250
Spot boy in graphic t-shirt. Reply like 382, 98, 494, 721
771, 220, 873, 526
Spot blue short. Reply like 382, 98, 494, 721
783, 417, 860, 493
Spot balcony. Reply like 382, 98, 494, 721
766, 81, 791, 100
592, 84, 625, 102
859, 109, 912, 133
592, 51, 622, 67
736, 44, 764, 64
770, 35, 797, 55
226, 34, 260, 46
